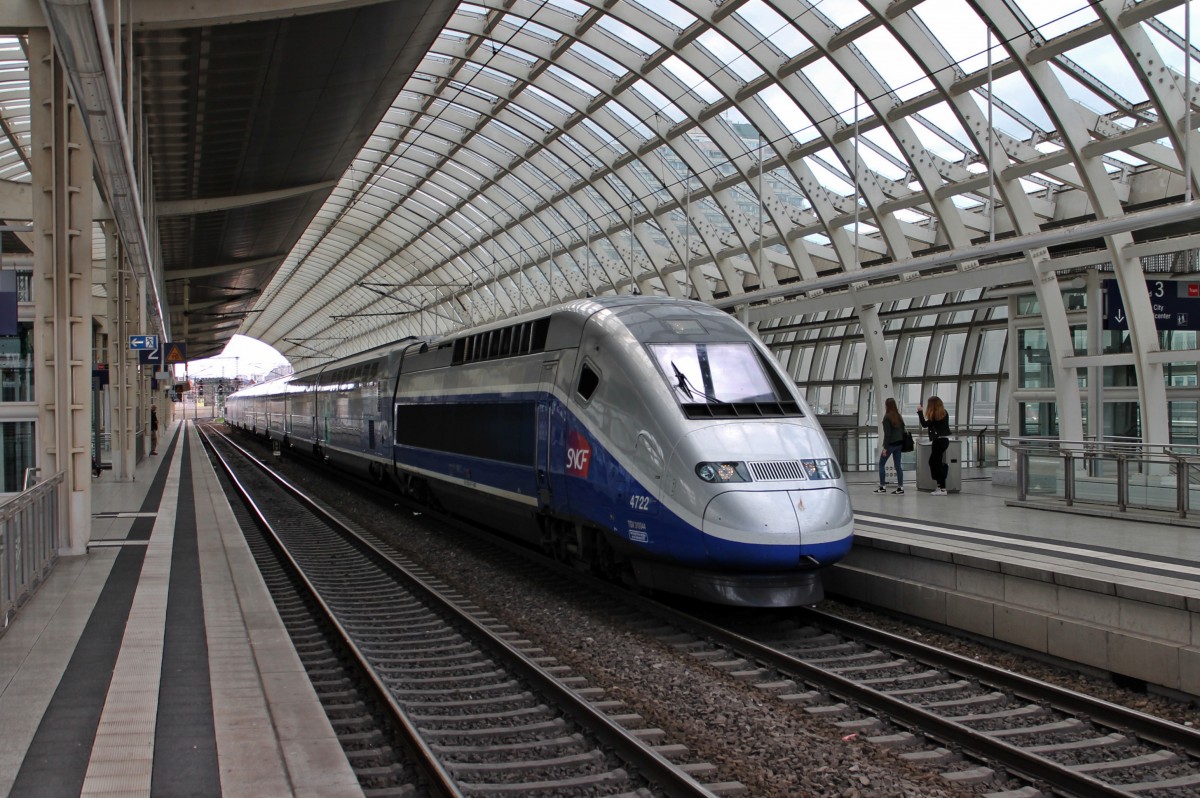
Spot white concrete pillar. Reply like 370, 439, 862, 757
30, 31, 95, 554
106, 223, 137, 480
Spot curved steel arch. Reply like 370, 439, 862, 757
208, 0, 1198, 446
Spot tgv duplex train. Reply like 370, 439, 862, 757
225, 296, 854, 606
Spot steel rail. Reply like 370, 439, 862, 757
200, 427, 465, 798
802, 607, 1200, 758
205, 425, 722, 798
637, 601, 1148, 797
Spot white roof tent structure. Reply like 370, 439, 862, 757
0, 0, 1197, 445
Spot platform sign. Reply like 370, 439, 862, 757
1103, 279, 1200, 331
129, 335, 158, 350
163, 342, 187, 364
138, 348, 161, 366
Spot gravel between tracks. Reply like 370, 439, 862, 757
268, 452, 1197, 797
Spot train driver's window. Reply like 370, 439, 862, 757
577, 362, 600, 402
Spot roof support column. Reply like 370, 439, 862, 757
105, 222, 136, 480
30, 30, 95, 554
858, 303, 891, 433
1029, 248, 1083, 442
1106, 233, 1169, 444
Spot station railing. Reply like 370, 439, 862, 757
1, 471, 63, 633
1002, 437, 1200, 520
819, 423, 1008, 473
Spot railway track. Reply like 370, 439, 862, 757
651, 605, 1200, 797
218, 423, 1200, 797
202, 425, 743, 798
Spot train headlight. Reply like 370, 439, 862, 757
695, 461, 750, 483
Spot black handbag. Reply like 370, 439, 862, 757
901, 430, 915, 452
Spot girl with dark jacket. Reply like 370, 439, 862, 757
875, 398, 907, 494
917, 396, 951, 495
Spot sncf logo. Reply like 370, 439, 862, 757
566, 429, 592, 477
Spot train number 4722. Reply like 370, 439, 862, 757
629, 495, 651, 511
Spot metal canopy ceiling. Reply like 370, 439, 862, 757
2, 0, 458, 359
145, 2, 459, 358
0, 0, 1197, 367
235, 0, 1198, 368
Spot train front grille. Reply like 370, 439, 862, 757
748, 460, 805, 481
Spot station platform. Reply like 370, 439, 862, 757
835, 469, 1200, 700
0, 420, 362, 798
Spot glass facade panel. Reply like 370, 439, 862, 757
1105, 401, 1140, 440
0, 420, 35, 492
1018, 328, 1052, 388
842, 341, 865, 379
934, 332, 966, 375
0, 323, 33, 402
923, 383, 958, 425
1103, 365, 1137, 387
807, 384, 832, 414
816, 343, 839, 380
833, 384, 859, 415
899, 335, 929, 377
1165, 360, 1197, 387
898, 383, 923, 418
968, 380, 998, 425
1169, 401, 1197, 446
975, 328, 1005, 373
1019, 401, 1058, 437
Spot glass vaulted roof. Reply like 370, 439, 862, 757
1, 0, 1197, 366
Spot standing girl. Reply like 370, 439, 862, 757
917, 395, 951, 495
875, 398, 906, 494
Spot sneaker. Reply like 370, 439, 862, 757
931, 487, 947, 496
873, 486, 887, 494
892, 487, 904, 494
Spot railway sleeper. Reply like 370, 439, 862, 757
409, 704, 554, 724
883, 679, 973, 697
431, 733, 586, 755
920, 691, 1007, 711
951, 703, 1048, 724
420, 719, 569, 740
865, 731, 921, 748
941, 766, 997, 786
1068, 748, 1178, 773
1121, 772, 1200, 793
447, 750, 603, 774
858, 668, 943, 685
344, 746, 394, 763
1023, 729, 1126, 751
455, 768, 632, 795
899, 747, 961, 765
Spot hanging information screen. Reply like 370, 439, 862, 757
1102, 279, 1200, 331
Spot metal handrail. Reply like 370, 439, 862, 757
1001, 437, 1200, 519
22, 467, 40, 491
1, 472, 64, 631
817, 424, 1008, 472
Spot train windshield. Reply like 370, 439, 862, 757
649, 343, 781, 405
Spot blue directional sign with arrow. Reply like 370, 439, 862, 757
129, 335, 159, 350
1103, 279, 1200, 331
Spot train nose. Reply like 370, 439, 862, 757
701, 488, 853, 567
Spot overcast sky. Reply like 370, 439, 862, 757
173, 334, 290, 381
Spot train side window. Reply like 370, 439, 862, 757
577, 362, 600, 402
